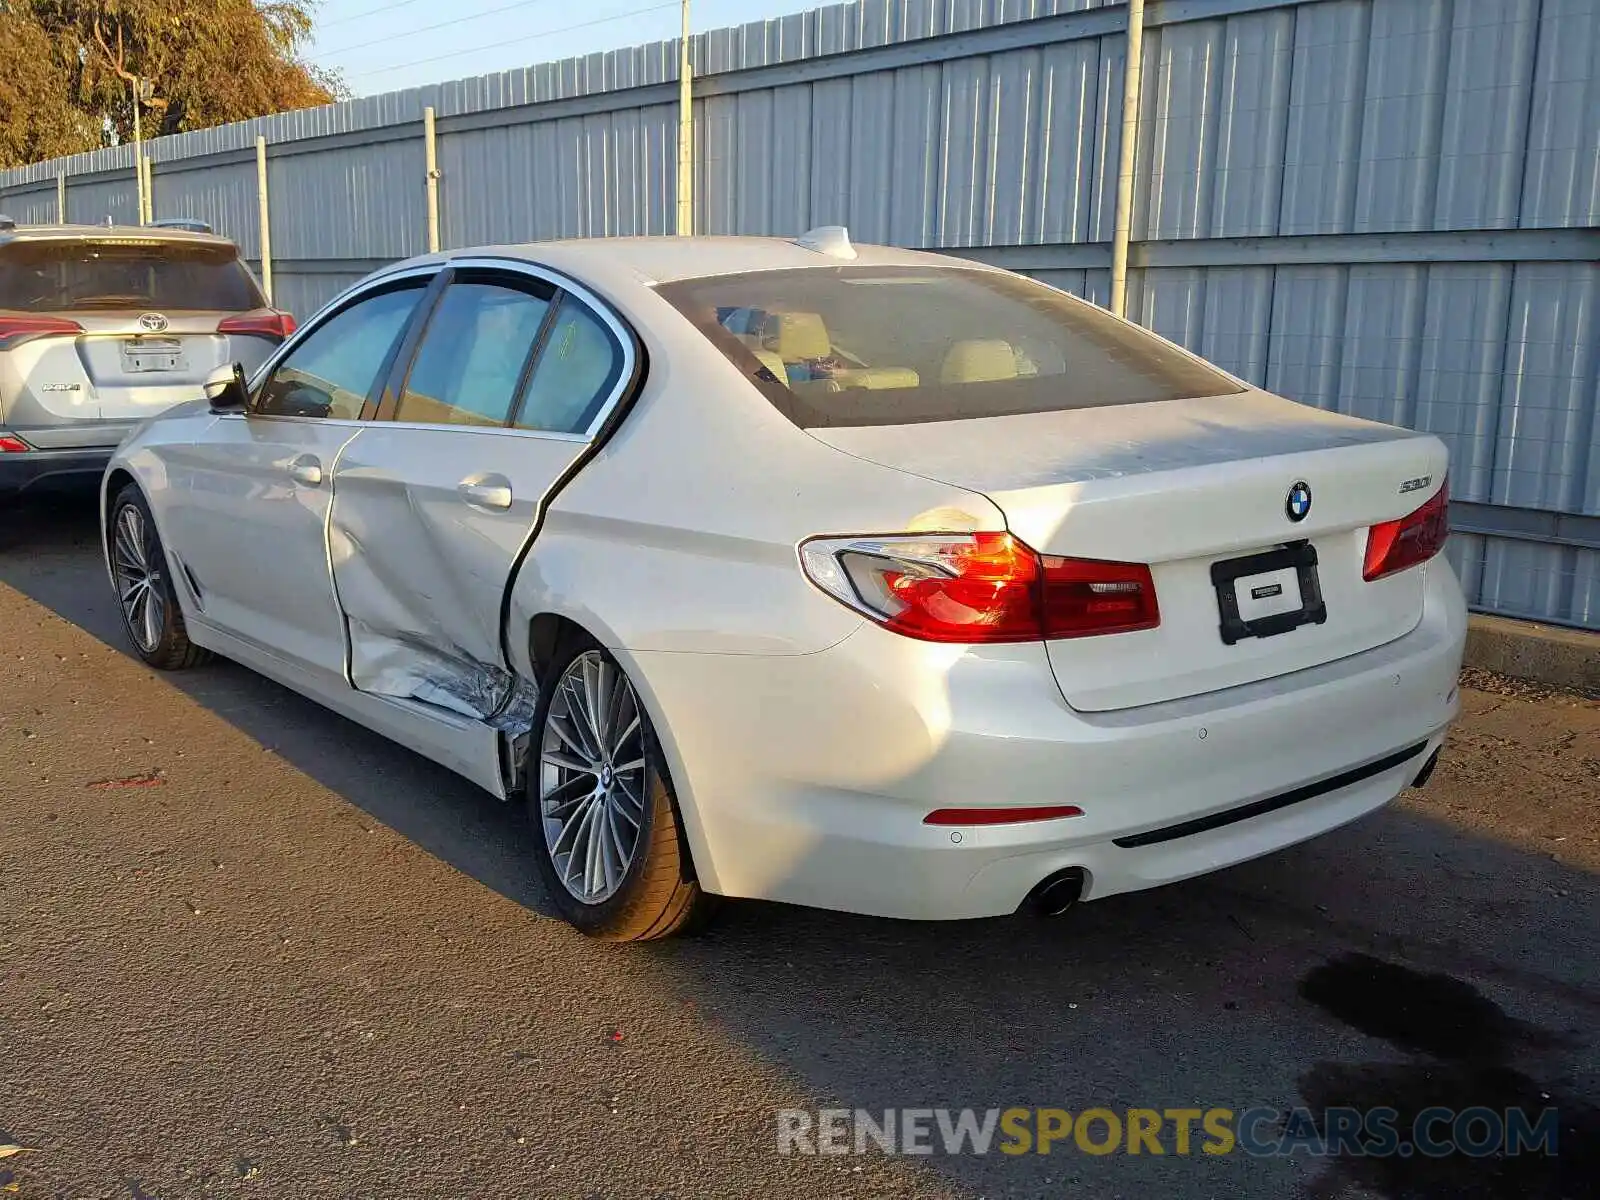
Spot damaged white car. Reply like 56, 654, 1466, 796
101, 229, 1466, 941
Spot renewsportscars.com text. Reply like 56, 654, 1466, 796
776, 1106, 1561, 1159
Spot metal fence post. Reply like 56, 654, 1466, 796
1109, 0, 1145, 318
56, 173, 66, 223
142, 155, 155, 223
256, 135, 273, 305
676, 0, 693, 236
424, 106, 440, 253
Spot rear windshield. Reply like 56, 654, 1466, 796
657, 265, 1243, 428
0, 238, 262, 312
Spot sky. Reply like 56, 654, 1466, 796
309, 0, 813, 96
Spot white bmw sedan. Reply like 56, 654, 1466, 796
101, 229, 1465, 941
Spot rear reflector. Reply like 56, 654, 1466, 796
1364, 479, 1449, 581
0, 314, 83, 348
799, 531, 1159, 644
924, 805, 1084, 826
0, 435, 32, 453
219, 310, 297, 339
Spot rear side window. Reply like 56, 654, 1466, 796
514, 298, 624, 435
658, 266, 1243, 428
0, 238, 263, 312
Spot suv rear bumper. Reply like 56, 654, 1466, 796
0, 445, 111, 496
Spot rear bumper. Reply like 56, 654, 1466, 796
0, 445, 111, 496
626, 559, 1468, 921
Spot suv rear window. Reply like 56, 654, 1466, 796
0, 238, 263, 312
658, 266, 1243, 428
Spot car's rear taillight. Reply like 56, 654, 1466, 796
219, 310, 296, 339
0, 314, 83, 349
1038, 553, 1161, 638
1363, 479, 1449, 582
0, 434, 33, 453
799, 531, 1159, 644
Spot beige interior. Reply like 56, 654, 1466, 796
940, 338, 1019, 383
395, 391, 504, 427
829, 367, 919, 390
750, 348, 787, 380
762, 311, 832, 361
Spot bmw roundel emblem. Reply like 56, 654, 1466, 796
1285, 480, 1313, 523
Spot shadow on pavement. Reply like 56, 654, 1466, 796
4, 492, 1597, 1200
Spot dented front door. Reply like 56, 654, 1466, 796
326, 268, 631, 722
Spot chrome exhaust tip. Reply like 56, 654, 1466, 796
1024, 867, 1086, 918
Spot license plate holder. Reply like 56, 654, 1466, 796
1211, 542, 1327, 646
122, 337, 184, 373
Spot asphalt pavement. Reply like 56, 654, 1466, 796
1, 494, 1596, 1200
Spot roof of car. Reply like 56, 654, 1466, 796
529, 235, 956, 281
0, 223, 237, 249
395, 235, 982, 294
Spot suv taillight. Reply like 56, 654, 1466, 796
1363, 479, 1449, 581
0, 314, 83, 349
219, 310, 296, 339
800, 531, 1159, 643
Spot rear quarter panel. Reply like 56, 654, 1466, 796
504, 287, 1010, 887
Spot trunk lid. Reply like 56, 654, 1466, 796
1, 314, 239, 445
70, 311, 240, 420
809, 391, 1448, 711
1, 313, 277, 446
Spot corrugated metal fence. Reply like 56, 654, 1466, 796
3, 0, 1598, 626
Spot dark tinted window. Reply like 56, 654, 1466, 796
256, 285, 423, 420
658, 266, 1243, 428
0, 238, 263, 312
397, 281, 552, 427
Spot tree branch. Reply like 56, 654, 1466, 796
92, 14, 135, 86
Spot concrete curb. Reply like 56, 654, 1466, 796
1464, 614, 1600, 696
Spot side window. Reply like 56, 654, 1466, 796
514, 298, 624, 435
395, 281, 552, 427
255, 284, 423, 419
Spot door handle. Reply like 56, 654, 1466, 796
287, 454, 323, 487
458, 474, 513, 511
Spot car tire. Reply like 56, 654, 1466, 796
108, 484, 211, 671
526, 633, 715, 941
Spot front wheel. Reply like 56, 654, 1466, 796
526, 636, 714, 941
108, 484, 210, 670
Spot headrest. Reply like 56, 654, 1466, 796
940, 339, 1018, 383
750, 348, 787, 381
763, 311, 832, 360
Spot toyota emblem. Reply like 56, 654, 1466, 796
138, 312, 169, 332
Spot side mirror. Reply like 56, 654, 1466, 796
203, 362, 249, 412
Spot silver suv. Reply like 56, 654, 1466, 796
0, 218, 293, 498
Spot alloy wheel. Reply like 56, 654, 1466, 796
111, 503, 166, 653
538, 650, 648, 904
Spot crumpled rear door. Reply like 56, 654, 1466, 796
328, 426, 584, 720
